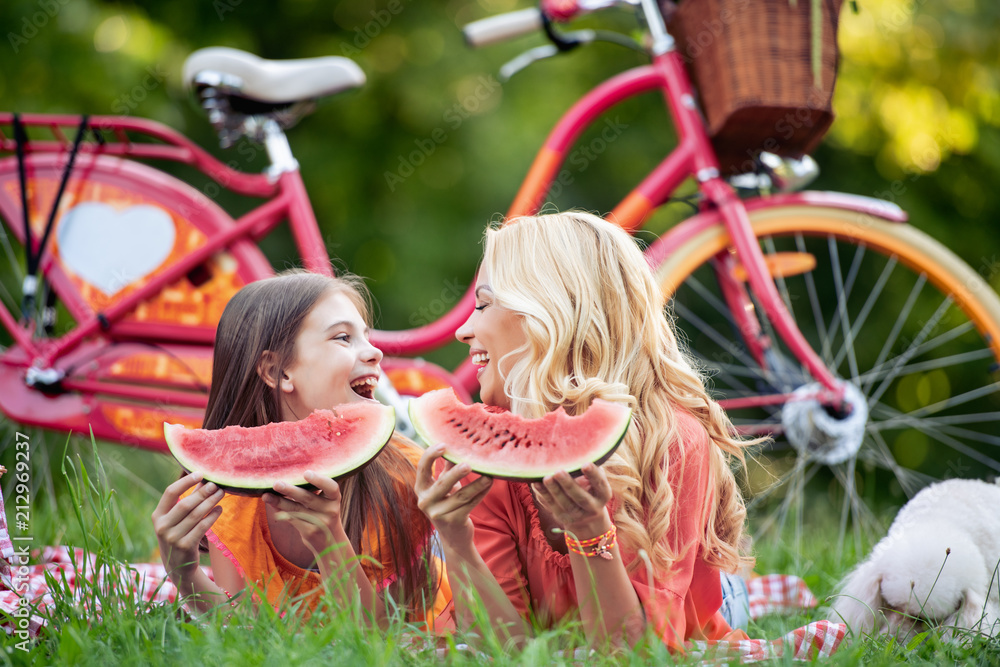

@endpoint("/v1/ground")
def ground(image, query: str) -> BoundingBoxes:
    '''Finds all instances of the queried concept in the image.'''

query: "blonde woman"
[415,211,752,649]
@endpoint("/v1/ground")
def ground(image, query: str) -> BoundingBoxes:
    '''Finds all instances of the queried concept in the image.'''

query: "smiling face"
[274,289,383,420]
[455,268,527,409]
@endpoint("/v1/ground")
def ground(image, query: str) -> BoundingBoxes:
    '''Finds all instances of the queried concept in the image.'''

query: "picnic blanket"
[0,467,845,661]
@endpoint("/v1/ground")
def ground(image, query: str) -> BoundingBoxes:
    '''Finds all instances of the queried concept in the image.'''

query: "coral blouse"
[204,436,451,627]
[469,409,748,649]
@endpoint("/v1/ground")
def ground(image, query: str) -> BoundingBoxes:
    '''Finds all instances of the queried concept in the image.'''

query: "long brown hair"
[203,269,439,614]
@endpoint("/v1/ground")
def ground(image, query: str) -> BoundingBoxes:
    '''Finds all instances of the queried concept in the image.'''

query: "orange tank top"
[198,435,452,627]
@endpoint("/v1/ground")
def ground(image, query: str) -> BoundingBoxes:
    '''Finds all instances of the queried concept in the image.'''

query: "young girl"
[152,270,448,626]
[415,211,752,649]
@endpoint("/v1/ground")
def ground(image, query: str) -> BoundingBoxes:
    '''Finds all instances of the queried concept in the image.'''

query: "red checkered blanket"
[688,620,847,664]
[0,468,845,661]
[748,573,819,617]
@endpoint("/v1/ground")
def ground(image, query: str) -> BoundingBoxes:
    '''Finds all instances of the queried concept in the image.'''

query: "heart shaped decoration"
[57,202,176,295]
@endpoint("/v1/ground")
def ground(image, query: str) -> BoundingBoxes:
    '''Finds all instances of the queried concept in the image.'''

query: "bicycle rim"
[654,204,1000,560]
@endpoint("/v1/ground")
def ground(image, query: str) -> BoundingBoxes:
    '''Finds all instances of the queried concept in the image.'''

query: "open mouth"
[472,352,490,367]
[350,376,377,400]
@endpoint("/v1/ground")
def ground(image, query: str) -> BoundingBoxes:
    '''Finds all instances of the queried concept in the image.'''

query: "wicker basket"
[666,0,844,175]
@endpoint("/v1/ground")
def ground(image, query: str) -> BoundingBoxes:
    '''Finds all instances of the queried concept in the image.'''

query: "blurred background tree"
[0,0,997,372]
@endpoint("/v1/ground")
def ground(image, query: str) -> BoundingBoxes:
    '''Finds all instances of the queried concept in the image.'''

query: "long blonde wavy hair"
[483,211,753,575]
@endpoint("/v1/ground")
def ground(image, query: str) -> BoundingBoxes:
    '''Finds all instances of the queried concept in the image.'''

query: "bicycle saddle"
[182,47,365,105]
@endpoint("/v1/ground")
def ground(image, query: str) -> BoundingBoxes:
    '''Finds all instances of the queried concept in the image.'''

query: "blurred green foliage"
[0,0,998,375]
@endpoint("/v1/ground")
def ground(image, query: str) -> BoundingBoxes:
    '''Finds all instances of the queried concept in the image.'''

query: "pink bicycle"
[2,0,999,543]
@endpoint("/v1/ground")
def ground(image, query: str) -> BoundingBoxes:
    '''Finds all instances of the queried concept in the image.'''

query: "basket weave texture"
[668,0,844,175]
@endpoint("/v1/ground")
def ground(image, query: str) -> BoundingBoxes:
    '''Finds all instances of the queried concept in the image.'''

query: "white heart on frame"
[57,202,177,295]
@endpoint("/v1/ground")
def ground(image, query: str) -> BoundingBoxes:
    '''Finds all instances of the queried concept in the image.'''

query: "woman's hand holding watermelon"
[531,462,613,539]
[415,444,528,641]
[415,444,494,547]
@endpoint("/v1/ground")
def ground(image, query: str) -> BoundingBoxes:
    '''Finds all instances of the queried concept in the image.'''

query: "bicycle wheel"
[652,202,1000,556]
[0,153,273,450]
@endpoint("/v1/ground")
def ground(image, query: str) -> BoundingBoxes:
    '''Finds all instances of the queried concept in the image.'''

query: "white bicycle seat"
[182,47,365,104]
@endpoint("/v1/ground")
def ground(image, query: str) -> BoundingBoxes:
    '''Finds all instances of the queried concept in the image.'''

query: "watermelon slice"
[164,402,396,493]
[408,389,631,481]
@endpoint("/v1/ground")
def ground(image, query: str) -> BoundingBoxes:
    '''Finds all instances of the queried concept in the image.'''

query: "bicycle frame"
[0,35,899,449]
[497,45,885,410]
[0,113,477,447]
[0,113,472,358]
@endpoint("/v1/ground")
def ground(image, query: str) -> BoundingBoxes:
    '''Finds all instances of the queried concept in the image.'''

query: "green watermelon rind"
[408,392,631,482]
[164,404,396,493]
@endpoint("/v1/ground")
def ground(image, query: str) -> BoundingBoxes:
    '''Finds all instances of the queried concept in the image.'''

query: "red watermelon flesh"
[408,389,631,481]
[164,402,395,493]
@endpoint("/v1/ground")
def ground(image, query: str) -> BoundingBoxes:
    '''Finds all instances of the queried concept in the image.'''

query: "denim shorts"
[719,571,750,631]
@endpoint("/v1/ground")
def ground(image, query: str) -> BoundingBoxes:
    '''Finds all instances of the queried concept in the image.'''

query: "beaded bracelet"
[565,524,617,560]
[221,588,238,608]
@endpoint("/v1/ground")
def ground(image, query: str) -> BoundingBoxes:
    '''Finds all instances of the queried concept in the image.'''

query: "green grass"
[1,425,999,666]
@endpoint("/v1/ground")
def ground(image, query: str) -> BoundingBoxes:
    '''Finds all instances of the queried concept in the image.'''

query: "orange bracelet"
[565,524,617,560]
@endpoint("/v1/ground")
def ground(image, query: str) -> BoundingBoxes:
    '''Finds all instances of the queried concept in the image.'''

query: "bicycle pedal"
[730,252,816,282]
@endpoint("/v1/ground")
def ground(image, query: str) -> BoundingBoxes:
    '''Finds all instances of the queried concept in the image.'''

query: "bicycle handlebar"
[463,8,544,48]
[463,0,637,49]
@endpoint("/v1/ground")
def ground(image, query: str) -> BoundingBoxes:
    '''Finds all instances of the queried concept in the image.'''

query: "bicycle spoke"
[855,347,993,387]
[863,272,926,395]
[828,236,861,381]
[746,458,807,510]
[869,403,1000,472]
[793,458,804,570]
[748,293,790,392]
[797,233,834,366]
[0,279,20,321]
[892,379,1000,422]
[677,273,788,398]
[685,274,739,328]
[867,296,953,406]
[673,301,770,382]
[753,459,819,563]
[858,321,978,386]
[843,241,866,306]
[914,422,1000,449]
[822,239,865,348]
[0,221,23,283]
[830,458,884,558]
[899,320,975,359]
[869,410,1000,428]
[866,429,935,497]
[751,462,801,535]
[835,455,857,560]
[708,361,770,380]
[691,354,755,395]
[730,415,783,428]
[832,254,897,373]
[762,235,796,317]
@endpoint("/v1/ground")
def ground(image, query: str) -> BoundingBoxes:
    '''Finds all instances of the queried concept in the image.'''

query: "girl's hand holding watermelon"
[152,471,229,611]
[153,271,447,625]
[264,471,348,557]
